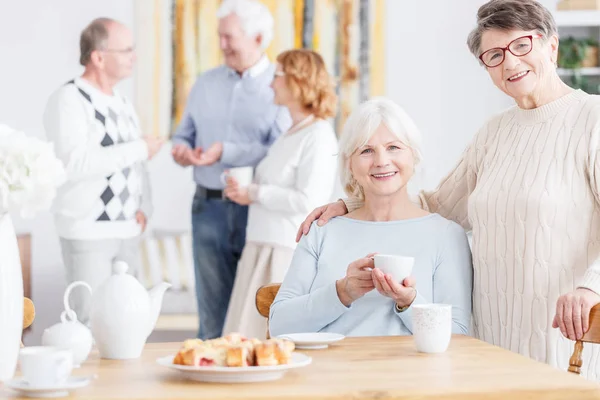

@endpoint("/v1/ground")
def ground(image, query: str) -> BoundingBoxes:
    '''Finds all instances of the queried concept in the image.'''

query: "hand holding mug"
[223,174,251,205]
[372,268,417,308]
[336,254,376,307]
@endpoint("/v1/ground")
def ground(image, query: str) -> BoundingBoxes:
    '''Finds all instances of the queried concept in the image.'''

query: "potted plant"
[558,36,599,91]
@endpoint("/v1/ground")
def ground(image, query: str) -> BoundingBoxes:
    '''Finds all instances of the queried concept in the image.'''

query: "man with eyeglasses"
[43,18,164,325]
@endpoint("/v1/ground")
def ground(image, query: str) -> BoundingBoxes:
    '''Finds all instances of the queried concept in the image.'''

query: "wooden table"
[2,335,600,399]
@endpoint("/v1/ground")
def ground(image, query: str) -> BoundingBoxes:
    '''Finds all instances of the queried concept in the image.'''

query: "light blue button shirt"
[172,56,291,189]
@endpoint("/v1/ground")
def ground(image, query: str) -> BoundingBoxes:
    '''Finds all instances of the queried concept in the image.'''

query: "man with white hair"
[171,0,291,339]
[43,18,164,324]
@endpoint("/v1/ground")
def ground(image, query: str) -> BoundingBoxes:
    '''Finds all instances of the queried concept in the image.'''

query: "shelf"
[555,10,600,27]
[557,67,600,75]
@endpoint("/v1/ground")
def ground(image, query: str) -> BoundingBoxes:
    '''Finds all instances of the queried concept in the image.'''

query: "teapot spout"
[146,282,171,339]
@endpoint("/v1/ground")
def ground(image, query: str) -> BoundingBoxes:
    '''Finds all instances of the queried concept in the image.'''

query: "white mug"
[412,304,452,353]
[19,346,73,387]
[220,167,254,187]
[373,254,414,283]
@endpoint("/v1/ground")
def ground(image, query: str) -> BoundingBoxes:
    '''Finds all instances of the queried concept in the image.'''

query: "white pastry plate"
[156,352,312,383]
[276,332,345,349]
[4,376,94,398]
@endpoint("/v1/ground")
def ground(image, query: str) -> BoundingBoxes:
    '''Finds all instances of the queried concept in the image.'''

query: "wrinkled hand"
[171,144,203,166]
[336,254,376,306]
[135,210,147,233]
[223,175,251,205]
[552,288,600,340]
[372,268,417,309]
[193,142,223,166]
[296,200,348,242]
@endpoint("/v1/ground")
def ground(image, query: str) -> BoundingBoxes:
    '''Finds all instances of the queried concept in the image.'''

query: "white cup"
[373,254,414,283]
[412,304,452,353]
[221,167,254,187]
[19,346,73,387]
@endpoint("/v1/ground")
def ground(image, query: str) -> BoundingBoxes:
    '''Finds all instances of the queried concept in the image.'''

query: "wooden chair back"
[255,283,281,339]
[569,304,600,374]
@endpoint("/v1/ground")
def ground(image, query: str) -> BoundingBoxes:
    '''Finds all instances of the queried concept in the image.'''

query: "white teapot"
[69,261,171,360]
[42,283,93,367]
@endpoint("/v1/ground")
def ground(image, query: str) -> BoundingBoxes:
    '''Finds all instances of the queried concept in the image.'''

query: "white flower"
[0,124,66,218]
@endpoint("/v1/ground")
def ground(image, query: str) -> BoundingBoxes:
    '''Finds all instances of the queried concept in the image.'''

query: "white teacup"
[412,304,452,353]
[19,346,73,387]
[373,254,414,283]
[221,167,254,187]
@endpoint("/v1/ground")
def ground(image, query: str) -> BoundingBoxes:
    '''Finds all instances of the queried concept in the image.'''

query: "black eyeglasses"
[478,35,543,68]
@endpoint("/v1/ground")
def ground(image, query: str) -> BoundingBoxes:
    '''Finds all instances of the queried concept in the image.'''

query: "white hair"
[338,97,423,200]
[216,0,274,50]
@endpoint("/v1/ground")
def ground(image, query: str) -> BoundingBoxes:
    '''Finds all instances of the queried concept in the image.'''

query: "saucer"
[5,376,94,398]
[276,332,345,349]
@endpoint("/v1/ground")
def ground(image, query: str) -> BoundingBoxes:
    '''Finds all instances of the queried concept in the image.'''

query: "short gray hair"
[467,0,557,59]
[80,18,115,66]
[338,97,423,200]
[216,0,274,50]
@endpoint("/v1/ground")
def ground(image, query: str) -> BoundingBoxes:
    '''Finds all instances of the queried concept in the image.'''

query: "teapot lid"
[94,260,149,309]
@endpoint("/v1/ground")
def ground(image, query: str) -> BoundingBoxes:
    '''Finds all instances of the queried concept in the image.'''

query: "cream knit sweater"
[346,90,600,379]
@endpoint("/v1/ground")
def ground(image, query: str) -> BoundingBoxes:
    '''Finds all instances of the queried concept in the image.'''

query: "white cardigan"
[246,119,338,249]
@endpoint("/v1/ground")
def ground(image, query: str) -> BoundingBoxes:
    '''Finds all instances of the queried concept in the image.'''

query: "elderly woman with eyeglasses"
[296,0,600,379]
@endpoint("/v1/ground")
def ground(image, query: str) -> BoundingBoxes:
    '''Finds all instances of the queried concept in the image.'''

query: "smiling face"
[349,124,415,200]
[218,13,262,73]
[480,29,559,103]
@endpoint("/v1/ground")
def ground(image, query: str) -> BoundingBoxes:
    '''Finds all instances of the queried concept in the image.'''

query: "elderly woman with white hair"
[268,98,473,337]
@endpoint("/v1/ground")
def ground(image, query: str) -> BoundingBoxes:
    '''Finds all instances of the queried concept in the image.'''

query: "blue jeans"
[191,193,248,340]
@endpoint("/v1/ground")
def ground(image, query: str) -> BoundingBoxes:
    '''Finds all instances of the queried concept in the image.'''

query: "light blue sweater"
[269,214,473,337]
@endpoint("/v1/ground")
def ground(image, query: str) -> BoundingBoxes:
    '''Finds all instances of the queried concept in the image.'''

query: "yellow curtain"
[339,0,359,130]
[133,0,173,138]
[370,0,385,97]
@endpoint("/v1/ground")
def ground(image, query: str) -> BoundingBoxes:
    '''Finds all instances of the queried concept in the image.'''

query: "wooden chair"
[255,283,281,339]
[22,297,35,346]
[569,304,600,374]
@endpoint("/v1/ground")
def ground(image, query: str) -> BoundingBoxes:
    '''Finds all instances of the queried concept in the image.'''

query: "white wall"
[0,0,136,344]
[1,0,550,344]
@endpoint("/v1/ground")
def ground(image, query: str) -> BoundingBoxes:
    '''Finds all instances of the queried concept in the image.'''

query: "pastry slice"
[193,346,228,367]
[255,342,278,366]
[173,351,184,365]
[240,338,262,366]
[226,345,250,367]
[175,347,198,366]
[267,338,294,364]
